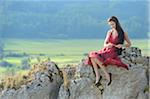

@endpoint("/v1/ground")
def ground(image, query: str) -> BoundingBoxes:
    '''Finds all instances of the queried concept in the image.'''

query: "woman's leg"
[91,57,110,82]
[90,57,100,84]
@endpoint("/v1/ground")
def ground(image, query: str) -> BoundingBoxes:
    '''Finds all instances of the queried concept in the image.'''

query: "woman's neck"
[111,28,118,36]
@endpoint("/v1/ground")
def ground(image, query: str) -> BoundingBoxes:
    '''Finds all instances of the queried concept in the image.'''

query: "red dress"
[85,31,128,69]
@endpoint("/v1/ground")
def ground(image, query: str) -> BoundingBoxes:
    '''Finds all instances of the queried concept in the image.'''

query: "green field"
[0,38,149,75]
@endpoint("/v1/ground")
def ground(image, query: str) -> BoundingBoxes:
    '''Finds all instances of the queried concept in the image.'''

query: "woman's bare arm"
[124,32,131,47]
[103,31,110,47]
[104,30,114,48]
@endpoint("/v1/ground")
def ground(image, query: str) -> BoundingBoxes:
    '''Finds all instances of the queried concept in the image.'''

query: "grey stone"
[0,61,63,99]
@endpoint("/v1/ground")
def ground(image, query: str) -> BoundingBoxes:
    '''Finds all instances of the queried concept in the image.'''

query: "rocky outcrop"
[58,47,149,99]
[0,61,63,99]
[0,47,149,99]
[58,63,102,99]
[102,47,149,99]
[102,66,148,99]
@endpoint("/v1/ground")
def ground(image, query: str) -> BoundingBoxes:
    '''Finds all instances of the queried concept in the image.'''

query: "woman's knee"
[93,58,103,65]
[90,57,96,63]
[91,57,97,61]
[90,57,96,61]
[91,58,99,64]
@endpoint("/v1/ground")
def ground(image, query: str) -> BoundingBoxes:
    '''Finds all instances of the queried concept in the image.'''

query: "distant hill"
[0,0,149,39]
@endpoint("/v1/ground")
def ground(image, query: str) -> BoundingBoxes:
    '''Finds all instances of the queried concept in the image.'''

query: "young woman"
[85,16,131,86]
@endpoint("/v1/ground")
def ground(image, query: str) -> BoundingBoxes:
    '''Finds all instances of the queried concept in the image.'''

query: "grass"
[3,38,105,66]
[4,39,104,55]
[0,38,149,76]
[4,57,22,66]
[130,39,149,56]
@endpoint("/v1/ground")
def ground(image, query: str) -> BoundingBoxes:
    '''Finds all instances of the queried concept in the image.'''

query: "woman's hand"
[105,43,114,48]
[115,44,123,49]
[115,43,131,49]
[125,43,131,47]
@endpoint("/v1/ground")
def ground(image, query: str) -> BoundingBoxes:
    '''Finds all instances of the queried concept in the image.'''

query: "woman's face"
[108,21,116,29]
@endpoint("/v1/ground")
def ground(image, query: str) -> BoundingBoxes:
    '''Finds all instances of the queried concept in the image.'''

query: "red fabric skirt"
[85,47,128,69]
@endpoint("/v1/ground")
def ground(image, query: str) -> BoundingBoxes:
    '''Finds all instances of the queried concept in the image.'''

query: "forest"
[0,0,149,39]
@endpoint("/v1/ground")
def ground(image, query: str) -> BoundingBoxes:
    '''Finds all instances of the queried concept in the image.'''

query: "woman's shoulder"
[107,29,113,36]
[107,29,113,33]
[108,29,113,32]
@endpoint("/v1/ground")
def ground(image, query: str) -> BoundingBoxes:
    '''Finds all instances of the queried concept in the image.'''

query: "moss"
[144,85,149,93]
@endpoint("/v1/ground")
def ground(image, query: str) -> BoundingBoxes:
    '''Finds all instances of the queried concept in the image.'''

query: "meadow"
[0,38,149,76]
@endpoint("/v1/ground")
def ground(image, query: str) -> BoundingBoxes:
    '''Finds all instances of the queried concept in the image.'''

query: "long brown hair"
[107,16,124,44]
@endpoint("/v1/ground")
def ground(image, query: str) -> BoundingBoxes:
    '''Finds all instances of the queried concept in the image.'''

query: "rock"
[58,47,149,99]
[62,65,76,80]
[102,66,148,99]
[137,92,148,99]
[0,61,63,99]
[120,47,149,67]
[58,64,102,99]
